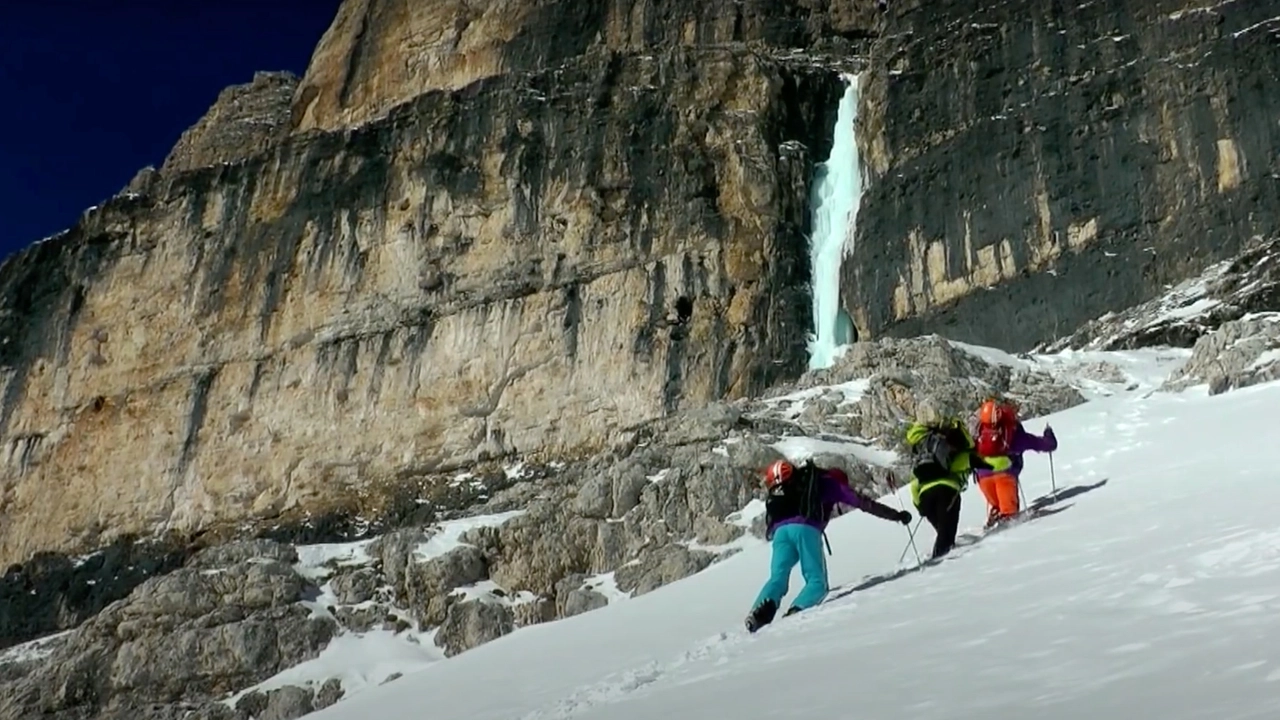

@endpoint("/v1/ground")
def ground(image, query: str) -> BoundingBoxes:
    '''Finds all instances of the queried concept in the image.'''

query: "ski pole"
[1049,452,1058,500]
[887,472,923,565]
[898,517,923,565]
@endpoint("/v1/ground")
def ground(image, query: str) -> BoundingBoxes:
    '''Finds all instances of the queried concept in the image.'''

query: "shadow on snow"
[823,478,1110,603]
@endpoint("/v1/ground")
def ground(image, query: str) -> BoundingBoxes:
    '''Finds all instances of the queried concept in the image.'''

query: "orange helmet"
[763,460,794,489]
[978,398,1015,426]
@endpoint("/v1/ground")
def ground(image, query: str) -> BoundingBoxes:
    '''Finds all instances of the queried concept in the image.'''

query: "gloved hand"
[1043,425,1058,451]
[896,509,912,525]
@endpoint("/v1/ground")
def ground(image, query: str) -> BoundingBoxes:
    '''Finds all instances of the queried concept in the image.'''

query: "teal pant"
[753,522,829,612]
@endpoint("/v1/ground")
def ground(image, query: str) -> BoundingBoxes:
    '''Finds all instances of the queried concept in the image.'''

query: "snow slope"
[305,354,1280,720]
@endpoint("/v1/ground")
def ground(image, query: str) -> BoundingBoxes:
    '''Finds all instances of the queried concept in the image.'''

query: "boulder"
[316,678,345,710]
[614,546,717,597]
[435,600,516,657]
[1163,314,1280,395]
[561,588,609,618]
[330,566,380,605]
[406,545,489,626]
[485,506,597,598]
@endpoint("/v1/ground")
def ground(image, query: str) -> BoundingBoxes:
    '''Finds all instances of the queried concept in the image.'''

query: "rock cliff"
[0,3,853,578]
[289,0,874,133]
[847,0,1280,351]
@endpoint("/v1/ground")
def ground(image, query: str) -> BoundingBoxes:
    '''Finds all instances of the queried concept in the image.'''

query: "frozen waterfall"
[806,74,863,371]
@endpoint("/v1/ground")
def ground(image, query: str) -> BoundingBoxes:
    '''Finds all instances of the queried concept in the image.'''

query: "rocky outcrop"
[322,401,786,650]
[847,1,1280,351]
[742,335,1086,459]
[1163,313,1280,394]
[0,535,191,650]
[0,541,335,720]
[162,71,300,175]
[0,45,843,572]
[1042,235,1280,352]
[119,71,298,199]
[234,681,345,720]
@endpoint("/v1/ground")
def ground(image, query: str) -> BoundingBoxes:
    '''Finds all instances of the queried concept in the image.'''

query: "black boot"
[984,506,1001,529]
[745,599,778,633]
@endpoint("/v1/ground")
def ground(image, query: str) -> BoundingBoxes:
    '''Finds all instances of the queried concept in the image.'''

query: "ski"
[958,504,1051,544]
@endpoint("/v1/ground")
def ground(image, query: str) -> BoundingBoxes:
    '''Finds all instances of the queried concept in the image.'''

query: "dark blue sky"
[0,2,343,261]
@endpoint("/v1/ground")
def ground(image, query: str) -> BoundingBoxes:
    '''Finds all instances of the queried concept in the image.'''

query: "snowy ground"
[296,348,1280,720]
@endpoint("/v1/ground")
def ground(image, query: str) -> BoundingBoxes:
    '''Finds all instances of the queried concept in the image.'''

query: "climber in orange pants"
[970,398,1058,527]
[977,472,1021,520]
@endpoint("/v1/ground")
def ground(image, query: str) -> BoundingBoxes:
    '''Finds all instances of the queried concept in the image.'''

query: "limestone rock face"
[162,71,300,174]
[290,0,854,133]
[846,0,1280,351]
[0,46,842,573]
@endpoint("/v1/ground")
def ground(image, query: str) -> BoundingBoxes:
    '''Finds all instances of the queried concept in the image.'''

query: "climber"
[904,416,1002,560]
[970,398,1058,527]
[745,458,911,633]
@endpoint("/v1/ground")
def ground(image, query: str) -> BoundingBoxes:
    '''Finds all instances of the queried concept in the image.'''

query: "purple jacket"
[767,470,901,537]
[974,422,1057,479]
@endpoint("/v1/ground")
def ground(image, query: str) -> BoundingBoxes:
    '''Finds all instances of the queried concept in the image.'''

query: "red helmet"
[763,460,794,489]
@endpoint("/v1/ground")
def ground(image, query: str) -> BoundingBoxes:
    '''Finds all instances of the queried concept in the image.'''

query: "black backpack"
[910,420,969,483]
[764,460,826,527]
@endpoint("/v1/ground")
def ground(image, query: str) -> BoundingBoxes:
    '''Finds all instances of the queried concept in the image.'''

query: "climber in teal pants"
[752,522,830,612]
[746,459,911,632]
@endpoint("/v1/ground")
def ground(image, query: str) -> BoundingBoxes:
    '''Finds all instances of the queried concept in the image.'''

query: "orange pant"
[978,473,1020,517]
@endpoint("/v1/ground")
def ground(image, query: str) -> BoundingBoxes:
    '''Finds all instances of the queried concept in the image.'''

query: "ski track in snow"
[298,350,1280,720]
